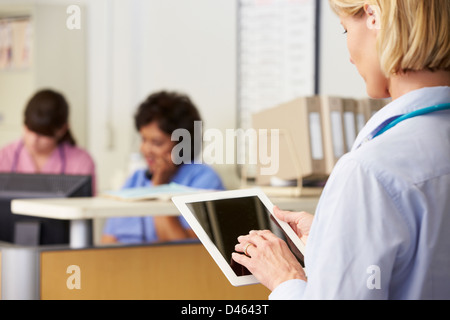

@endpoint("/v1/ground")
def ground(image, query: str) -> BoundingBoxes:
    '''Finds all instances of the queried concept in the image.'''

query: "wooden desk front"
[40,243,270,300]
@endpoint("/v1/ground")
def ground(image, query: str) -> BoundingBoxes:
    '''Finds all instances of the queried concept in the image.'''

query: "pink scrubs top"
[0,139,96,194]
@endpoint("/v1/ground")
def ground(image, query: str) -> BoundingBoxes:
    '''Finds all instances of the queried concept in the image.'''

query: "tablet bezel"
[172,188,306,287]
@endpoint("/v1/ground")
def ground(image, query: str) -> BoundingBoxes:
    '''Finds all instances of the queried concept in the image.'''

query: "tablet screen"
[186,195,304,277]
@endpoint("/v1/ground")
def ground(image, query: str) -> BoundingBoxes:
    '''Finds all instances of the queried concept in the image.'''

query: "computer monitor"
[0,173,93,246]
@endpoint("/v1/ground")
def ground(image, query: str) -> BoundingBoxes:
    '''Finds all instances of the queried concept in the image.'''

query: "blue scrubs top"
[103,163,225,244]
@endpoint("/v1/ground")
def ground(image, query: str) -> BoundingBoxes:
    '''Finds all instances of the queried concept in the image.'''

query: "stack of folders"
[251,96,390,196]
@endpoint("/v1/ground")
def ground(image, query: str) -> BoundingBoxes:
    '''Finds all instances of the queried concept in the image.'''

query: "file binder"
[356,98,391,132]
[342,98,358,152]
[320,96,346,174]
[356,98,370,133]
[249,96,391,192]
[251,96,327,186]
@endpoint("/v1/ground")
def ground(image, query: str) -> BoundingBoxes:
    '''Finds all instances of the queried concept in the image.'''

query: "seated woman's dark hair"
[24,89,76,146]
[134,91,202,161]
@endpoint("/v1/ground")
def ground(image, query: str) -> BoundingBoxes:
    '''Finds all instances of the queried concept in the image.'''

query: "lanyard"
[12,140,66,174]
[359,103,450,148]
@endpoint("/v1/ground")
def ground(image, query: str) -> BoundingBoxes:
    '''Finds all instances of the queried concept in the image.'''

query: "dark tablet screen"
[186,195,304,276]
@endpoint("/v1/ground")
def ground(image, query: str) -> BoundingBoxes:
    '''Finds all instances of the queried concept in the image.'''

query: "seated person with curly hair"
[102,91,224,244]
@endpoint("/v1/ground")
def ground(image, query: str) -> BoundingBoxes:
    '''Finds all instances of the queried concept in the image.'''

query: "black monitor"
[0,173,92,246]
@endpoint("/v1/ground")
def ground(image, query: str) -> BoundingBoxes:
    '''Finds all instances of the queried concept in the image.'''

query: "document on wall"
[0,17,32,70]
[238,0,318,131]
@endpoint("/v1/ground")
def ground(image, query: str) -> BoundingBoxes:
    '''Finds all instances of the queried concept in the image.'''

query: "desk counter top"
[11,195,320,220]
[11,197,178,220]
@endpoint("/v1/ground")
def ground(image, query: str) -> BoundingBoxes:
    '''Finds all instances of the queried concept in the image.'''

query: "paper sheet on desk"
[100,182,208,201]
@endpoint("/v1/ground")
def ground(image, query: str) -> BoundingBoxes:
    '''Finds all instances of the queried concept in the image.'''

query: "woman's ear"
[364,4,381,30]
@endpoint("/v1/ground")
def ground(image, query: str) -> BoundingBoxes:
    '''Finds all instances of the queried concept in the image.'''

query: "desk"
[11,195,320,248]
[1,242,271,300]
[11,197,181,248]
[41,242,271,299]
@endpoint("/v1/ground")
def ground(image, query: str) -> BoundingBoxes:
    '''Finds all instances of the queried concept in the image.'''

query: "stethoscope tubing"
[359,103,450,148]
[373,103,450,139]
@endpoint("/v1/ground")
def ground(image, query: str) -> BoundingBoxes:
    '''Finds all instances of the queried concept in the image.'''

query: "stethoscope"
[11,140,67,174]
[358,103,450,149]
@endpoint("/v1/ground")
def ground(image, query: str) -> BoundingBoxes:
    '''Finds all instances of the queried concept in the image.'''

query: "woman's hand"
[232,230,307,291]
[273,206,314,245]
[150,152,178,186]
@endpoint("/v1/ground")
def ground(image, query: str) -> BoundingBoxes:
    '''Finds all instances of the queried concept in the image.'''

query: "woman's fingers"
[232,229,307,291]
[273,206,314,244]
[273,206,292,222]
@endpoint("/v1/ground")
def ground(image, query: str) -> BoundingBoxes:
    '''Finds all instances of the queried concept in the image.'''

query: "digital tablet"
[172,188,306,286]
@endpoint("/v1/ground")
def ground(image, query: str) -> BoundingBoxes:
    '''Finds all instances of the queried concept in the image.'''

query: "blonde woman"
[233,0,450,299]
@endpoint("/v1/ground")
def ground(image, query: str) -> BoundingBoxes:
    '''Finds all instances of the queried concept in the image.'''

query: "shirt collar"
[352,86,450,151]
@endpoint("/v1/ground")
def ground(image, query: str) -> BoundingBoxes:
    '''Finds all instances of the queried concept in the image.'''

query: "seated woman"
[102,91,225,244]
[0,89,96,192]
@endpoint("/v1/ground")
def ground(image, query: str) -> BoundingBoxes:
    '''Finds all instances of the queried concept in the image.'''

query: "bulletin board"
[237,0,320,130]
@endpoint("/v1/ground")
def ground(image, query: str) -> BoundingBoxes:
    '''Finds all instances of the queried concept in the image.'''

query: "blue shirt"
[103,163,225,244]
[270,86,450,299]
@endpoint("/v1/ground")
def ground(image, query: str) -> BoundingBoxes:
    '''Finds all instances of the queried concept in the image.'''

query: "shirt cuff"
[269,279,307,300]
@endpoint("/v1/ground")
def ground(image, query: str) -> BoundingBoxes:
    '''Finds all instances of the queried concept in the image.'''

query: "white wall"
[87,0,238,192]
[319,1,367,98]
[0,0,370,244]
[0,0,368,192]
[34,3,87,147]
[0,0,87,149]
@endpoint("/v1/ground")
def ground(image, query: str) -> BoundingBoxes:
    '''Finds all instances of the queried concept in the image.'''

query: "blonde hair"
[329,0,450,76]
